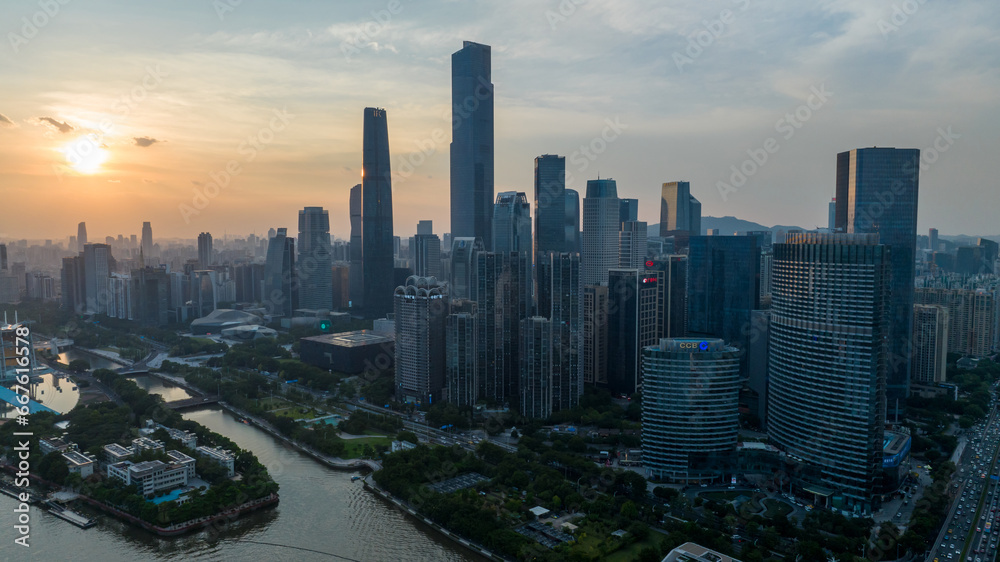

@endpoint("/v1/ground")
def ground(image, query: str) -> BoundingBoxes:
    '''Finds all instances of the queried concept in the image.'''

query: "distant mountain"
[650,216,808,237]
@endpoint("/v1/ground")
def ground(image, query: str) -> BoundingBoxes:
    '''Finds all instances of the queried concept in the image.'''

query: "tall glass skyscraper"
[475,251,530,407]
[643,338,741,482]
[77,222,87,253]
[197,232,213,269]
[534,155,566,261]
[659,181,701,237]
[298,206,333,310]
[349,183,363,309]
[565,188,580,252]
[835,147,919,420]
[450,41,494,249]
[362,107,395,319]
[264,227,298,318]
[493,191,532,300]
[548,252,582,412]
[581,179,620,286]
[141,221,153,262]
[767,232,890,514]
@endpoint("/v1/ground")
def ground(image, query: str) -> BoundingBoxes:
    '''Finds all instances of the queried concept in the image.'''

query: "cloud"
[107,179,121,183]
[142,179,157,184]
[0,113,14,128]
[36,117,74,133]
[133,136,161,147]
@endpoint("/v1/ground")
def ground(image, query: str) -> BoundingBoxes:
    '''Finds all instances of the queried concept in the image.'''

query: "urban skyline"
[1,2,996,241]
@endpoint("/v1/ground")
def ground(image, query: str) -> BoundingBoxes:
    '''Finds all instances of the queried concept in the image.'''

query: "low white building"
[165,428,198,449]
[132,437,165,454]
[196,446,236,477]
[103,443,134,464]
[107,460,189,496]
[166,450,197,480]
[61,450,96,478]
[39,437,73,456]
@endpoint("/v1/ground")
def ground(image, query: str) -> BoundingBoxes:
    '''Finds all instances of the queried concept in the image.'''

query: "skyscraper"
[928,228,938,252]
[394,276,448,404]
[349,183,363,309]
[141,222,153,262]
[767,232,890,514]
[475,251,530,406]
[619,198,638,224]
[606,268,661,395]
[565,188,580,252]
[413,234,442,278]
[912,304,949,384]
[450,237,483,300]
[583,285,608,385]
[77,222,88,252]
[534,155,566,262]
[581,178,621,286]
[835,147,919,420]
[520,317,553,419]
[197,232,213,269]
[82,243,113,314]
[417,220,433,236]
[298,206,333,310]
[493,191,532,301]
[362,107,395,319]
[828,198,836,230]
[446,303,477,406]
[643,338,741,482]
[659,181,701,237]
[647,256,688,339]
[548,252,582,412]
[264,228,298,317]
[619,220,648,269]
[450,41,494,249]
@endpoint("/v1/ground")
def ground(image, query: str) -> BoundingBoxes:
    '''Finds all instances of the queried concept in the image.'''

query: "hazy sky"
[1,0,997,242]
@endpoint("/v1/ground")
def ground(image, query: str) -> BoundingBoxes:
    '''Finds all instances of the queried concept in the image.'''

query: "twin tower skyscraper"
[352,41,494,318]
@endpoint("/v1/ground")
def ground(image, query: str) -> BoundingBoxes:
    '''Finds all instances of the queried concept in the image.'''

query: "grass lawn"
[604,535,663,562]
[762,498,793,518]
[271,405,322,419]
[342,436,393,458]
[258,396,292,410]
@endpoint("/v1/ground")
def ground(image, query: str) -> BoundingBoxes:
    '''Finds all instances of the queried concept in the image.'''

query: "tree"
[638,546,660,562]
[68,359,91,372]
[620,500,639,520]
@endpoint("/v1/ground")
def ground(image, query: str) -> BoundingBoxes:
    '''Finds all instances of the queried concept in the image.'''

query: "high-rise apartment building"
[520,317,553,419]
[349,183,363,309]
[619,220,648,269]
[548,252,582,412]
[912,304,949,384]
[413,234,442,279]
[475,251,530,406]
[197,232,213,269]
[394,276,448,404]
[450,237,483,301]
[583,285,608,385]
[446,303,477,406]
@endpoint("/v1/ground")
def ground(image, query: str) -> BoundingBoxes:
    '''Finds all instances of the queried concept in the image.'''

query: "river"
[0,376,476,561]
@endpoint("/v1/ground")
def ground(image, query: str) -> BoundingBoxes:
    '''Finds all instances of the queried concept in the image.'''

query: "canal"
[0,377,476,561]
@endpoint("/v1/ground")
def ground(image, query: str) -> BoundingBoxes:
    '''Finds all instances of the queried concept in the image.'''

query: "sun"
[61,135,108,174]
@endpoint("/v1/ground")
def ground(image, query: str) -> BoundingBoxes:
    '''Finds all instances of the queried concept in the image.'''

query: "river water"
[0,376,475,561]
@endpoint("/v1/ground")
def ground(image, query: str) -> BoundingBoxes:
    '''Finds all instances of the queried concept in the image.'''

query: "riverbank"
[363,477,507,562]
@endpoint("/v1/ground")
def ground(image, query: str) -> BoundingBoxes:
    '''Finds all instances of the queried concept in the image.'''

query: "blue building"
[450,41,494,249]
[362,107,395,319]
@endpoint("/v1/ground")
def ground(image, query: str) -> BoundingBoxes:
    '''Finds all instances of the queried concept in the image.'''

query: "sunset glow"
[61,135,108,175]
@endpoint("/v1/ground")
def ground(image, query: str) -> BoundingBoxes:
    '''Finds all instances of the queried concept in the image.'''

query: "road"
[928,382,1000,562]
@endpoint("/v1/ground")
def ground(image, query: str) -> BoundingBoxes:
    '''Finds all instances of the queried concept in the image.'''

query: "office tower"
[956,239,999,276]
[768,232,890,514]
[234,263,265,303]
[450,237,483,300]
[915,287,996,358]
[68,235,76,253]
[106,273,132,320]
[417,220,433,236]
[331,265,350,309]
[394,276,448,404]
[413,234,442,278]
[687,234,765,360]
[566,188,580,253]
[643,338,740,482]
[493,191,532,300]
[82,243,113,314]
[534,155,566,262]
[659,181,701,237]
[619,221,648,269]
[446,303,477,406]
[263,228,298,317]
[619,198,638,224]
[349,183,363,309]
[606,269,661,395]
[520,317,553,419]
[492,192,532,254]
[647,256,688,339]
[475,251,530,406]
[25,273,54,301]
[583,285,609,385]
[548,252,582,411]
[581,178,621,286]
[141,222,153,261]
[913,304,949,384]
[450,41,494,248]
[197,232,213,269]
[78,222,87,252]
[61,256,85,312]
[132,267,171,326]
[745,309,771,427]
[190,270,219,318]
[835,147,919,419]
[928,228,938,252]
[828,198,837,231]
[298,207,334,310]
[267,227,277,239]
[362,107,395,319]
